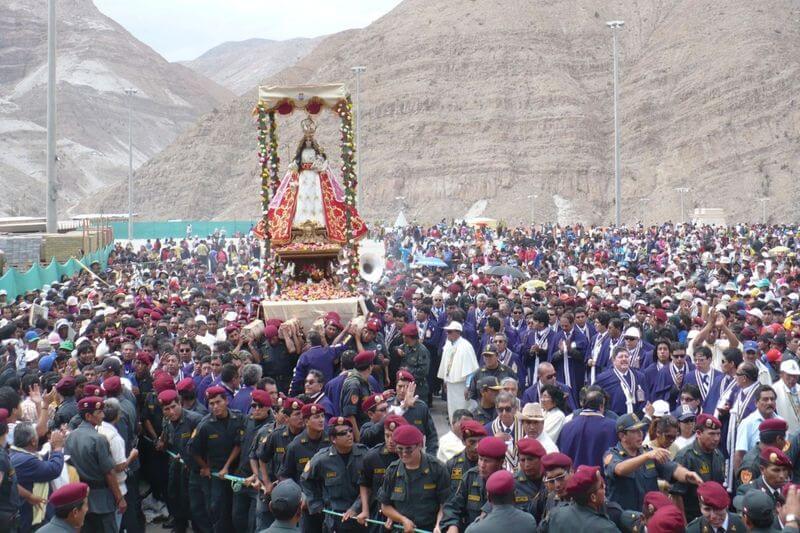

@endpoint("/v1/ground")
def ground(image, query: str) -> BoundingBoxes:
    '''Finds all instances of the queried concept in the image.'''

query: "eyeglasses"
[250,402,267,409]
[396,445,417,455]
[494,339,506,344]
[543,472,567,484]
[673,353,686,358]
[736,372,747,377]
[496,406,514,413]
[624,336,637,341]
[334,428,353,437]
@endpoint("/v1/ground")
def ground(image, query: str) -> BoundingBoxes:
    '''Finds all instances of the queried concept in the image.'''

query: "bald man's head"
[538,363,556,384]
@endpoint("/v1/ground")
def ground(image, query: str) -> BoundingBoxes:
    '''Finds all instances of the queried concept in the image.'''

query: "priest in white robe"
[438,321,479,420]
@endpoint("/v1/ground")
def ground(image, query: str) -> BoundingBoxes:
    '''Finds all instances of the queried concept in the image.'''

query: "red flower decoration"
[276,100,294,115]
[305,98,323,115]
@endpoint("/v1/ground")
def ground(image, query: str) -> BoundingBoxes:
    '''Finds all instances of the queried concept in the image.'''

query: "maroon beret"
[383,415,408,431]
[78,396,105,413]
[153,374,176,394]
[49,482,89,508]
[643,491,674,514]
[251,389,272,408]
[136,352,154,365]
[224,324,240,334]
[696,413,722,431]
[392,424,423,446]
[0,408,8,424]
[476,436,506,459]
[759,418,788,433]
[55,376,76,394]
[485,469,515,496]
[176,377,195,393]
[328,416,353,429]
[646,505,685,533]
[103,376,121,395]
[760,446,792,468]
[541,452,573,472]
[366,318,381,332]
[361,393,385,413]
[205,386,227,400]
[301,403,325,418]
[264,325,279,339]
[353,350,376,368]
[565,465,600,498]
[150,311,163,320]
[82,383,104,397]
[266,318,283,328]
[401,323,418,337]
[460,419,488,439]
[396,369,415,383]
[697,481,730,510]
[282,398,304,412]
[124,327,141,338]
[158,389,179,405]
[517,438,546,458]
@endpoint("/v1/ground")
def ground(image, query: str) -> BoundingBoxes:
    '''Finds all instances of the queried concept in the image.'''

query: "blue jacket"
[10,448,64,531]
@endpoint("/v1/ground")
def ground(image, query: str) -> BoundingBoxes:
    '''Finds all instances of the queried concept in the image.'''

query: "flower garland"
[335,96,360,290]
[255,103,283,294]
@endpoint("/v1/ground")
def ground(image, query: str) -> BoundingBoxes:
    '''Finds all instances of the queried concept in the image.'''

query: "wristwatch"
[786,513,798,525]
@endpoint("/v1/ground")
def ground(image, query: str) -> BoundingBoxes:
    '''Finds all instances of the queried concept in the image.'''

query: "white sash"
[560,330,574,388]
[695,370,711,402]
[615,368,636,414]
[715,375,737,412]
[669,363,685,388]
[589,332,607,384]
[628,341,643,369]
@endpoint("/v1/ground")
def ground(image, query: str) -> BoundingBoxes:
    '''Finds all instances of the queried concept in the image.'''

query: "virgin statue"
[267,117,367,245]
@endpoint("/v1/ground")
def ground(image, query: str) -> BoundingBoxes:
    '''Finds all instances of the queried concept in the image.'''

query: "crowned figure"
[267,117,367,245]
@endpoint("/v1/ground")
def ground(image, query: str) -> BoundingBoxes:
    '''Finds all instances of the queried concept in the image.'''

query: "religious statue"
[267,117,367,245]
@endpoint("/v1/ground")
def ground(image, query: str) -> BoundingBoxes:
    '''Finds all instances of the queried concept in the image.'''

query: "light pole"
[351,66,366,208]
[759,197,769,224]
[125,88,137,241]
[527,194,538,223]
[674,187,690,223]
[45,0,57,233]
[607,20,624,227]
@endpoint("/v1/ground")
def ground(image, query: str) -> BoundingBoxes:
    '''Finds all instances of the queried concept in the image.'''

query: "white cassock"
[774,379,800,435]
[438,336,479,420]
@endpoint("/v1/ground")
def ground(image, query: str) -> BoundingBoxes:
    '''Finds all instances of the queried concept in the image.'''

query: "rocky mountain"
[182,37,322,95]
[0,0,234,217]
[82,0,800,225]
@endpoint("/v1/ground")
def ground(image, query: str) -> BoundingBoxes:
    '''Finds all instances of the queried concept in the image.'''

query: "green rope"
[322,509,432,533]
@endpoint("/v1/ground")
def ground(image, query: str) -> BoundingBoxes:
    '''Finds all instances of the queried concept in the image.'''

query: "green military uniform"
[279,429,330,482]
[685,512,747,532]
[734,478,783,530]
[512,469,546,522]
[378,453,450,531]
[537,495,568,533]
[603,443,678,512]
[543,502,619,533]
[250,423,278,530]
[257,425,303,484]
[389,399,439,455]
[464,504,537,532]
[51,396,78,429]
[359,420,385,449]
[232,416,271,531]
[735,444,763,491]
[440,466,489,531]
[670,440,725,522]
[64,420,119,532]
[446,450,477,493]
[260,519,299,532]
[189,409,246,533]
[341,372,373,427]
[33,517,75,533]
[162,408,208,533]
[359,443,398,530]
[301,443,369,532]
[400,342,431,400]
[618,509,645,533]
[467,364,515,400]
[470,404,496,426]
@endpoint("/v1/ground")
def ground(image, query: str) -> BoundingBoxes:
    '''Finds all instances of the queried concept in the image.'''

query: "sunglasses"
[624,337,637,341]
[334,428,354,437]
[396,445,417,455]
[673,353,686,358]
[543,472,567,484]
[250,402,267,409]
[497,406,514,413]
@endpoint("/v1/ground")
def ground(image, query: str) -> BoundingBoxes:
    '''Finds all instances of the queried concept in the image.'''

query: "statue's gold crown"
[301,117,317,139]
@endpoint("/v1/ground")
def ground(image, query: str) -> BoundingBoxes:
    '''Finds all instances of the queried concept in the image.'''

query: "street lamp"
[607,20,624,226]
[527,194,538,223]
[674,187,690,223]
[758,197,769,224]
[45,0,57,233]
[124,88,138,241]
[351,66,367,209]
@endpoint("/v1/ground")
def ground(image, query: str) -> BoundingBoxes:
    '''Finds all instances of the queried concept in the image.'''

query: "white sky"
[94,0,403,62]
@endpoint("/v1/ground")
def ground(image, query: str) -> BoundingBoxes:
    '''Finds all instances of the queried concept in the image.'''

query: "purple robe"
[556,410,618,468]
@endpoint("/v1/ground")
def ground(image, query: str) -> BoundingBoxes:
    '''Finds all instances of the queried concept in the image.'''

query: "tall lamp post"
[124,88,137,241]
[759,197,769,224]
[46,0,57,233]
[351,66,366,209]
[527,194,538,223]
[607,20,624,226]
[674,187,690,223]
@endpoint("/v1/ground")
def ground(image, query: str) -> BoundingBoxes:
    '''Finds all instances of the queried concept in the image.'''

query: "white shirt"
[736,411,783,453]
[775,379,800,435]
[97,421,128,495]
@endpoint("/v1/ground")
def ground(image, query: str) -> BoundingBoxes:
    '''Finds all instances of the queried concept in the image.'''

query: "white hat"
[679,291,693,302]
[746,308,763,320]
[623,327,641,339]
[618,299,632,311]
[195,315,207,324]
[66,296,79,306]
[781,360,800,376]
[224,311,238,322]
[24,350,40,363]
[651,400,671,418]
[443,321,463,332]
[104,307,117,316]
[0,290,6,296]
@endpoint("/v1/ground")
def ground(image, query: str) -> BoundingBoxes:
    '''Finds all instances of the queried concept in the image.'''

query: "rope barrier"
[322,509,432,533]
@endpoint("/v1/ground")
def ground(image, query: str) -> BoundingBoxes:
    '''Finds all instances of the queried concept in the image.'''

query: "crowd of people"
[3,221,800,532]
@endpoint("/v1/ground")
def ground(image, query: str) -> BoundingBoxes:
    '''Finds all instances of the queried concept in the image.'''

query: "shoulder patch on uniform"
[604,453,613,466]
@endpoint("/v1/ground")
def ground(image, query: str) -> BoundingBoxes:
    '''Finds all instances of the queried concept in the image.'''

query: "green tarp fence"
[110,220,257,240]
[0,244,114,301]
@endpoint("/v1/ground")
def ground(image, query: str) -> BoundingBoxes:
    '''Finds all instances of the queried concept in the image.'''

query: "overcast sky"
[94,0,403,62]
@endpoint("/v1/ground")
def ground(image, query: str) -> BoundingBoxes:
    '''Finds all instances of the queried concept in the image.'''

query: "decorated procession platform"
[261,296,367,332]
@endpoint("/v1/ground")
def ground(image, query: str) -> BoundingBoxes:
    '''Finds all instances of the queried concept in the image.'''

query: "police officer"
[513,438,547,521]
[262,479,303,532]
[37,482,90,533]
[670,413,726,522]
[378,424,449,533]
[255,398,305,530]
[738,418,787,490]
[603,413,703,512]
[190,385,246,533]
[233,389,273,532]
[545,465,618,533]
[64,396,126,532]
[302,416,368,532]
[358,414,404,531]
[177,376,208,415]
[537,452,572,531]
[440,436,507,532]
[470,377,502,425]
[617,491,673,533]
[52,376,78,429]
[685,481,747,533]
[358,393,390,448]
[388,370,439,454]
[158,389,210,533]
[735,445,791,510]
[398,323,431,401]
[446,420,485,492]
[341,351,377,438]
[739,490,778,533]
[280,402,330,532]
[467,349,516,401]
[465,470,537,532]
[142,374,174,504]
